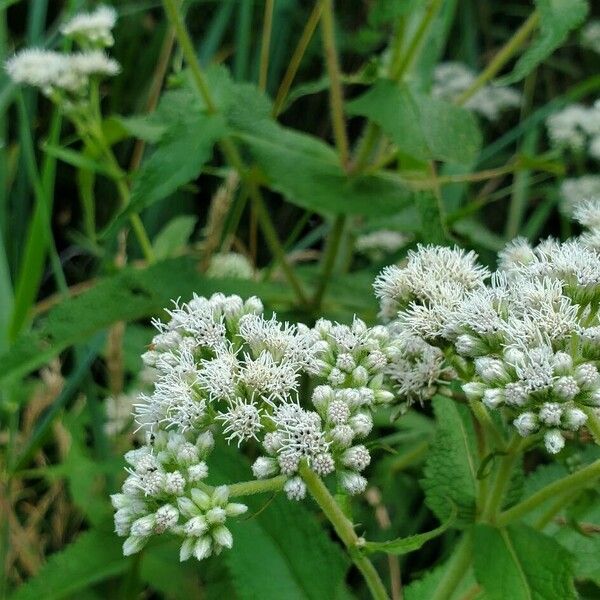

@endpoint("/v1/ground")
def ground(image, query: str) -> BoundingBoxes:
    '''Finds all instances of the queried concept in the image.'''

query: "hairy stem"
[497,458,600,527]
[320,0,350,168]
[228,475,287,497]
[299,464,390,600]
[430,532,473,600]
[583,407,600,444]
[455,10,540,105]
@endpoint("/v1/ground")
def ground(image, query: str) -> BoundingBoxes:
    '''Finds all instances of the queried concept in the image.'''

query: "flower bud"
[513,412,538,437]
[544,429,565,454]
[252,456,278,479]
[462,382,486,400]
[483,388,505,409]
[563,407,587,431]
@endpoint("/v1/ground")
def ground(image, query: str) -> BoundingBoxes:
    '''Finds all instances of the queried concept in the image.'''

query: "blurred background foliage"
[1,0,599,598]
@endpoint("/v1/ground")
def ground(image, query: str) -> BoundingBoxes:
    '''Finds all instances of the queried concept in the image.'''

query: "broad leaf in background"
[153,215,198,259]
[11,528,129,600]
[421,396,479,526]
[473,524,576,600]
[127,87,226,213]
[347,80,482,164]
[210,446,350,600]
[499,0,589,84]
[416,192,450,244]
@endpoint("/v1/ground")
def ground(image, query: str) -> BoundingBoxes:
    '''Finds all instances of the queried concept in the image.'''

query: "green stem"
[228,475,287,497]
[161,0,308,306]
[468,400,506,451]
[162,0,217,113]
[583,407,600,444]
[273,2,323,116]
[430,532,473,600]
[533,488,582,530]
[455,11,540,106]
[320,0,350,168]
[312,214,345,309]
[389,0,443,81]
[497,458,600,527]
[258,0,274,91]
[299,464,390,600]
[480,436,524,522]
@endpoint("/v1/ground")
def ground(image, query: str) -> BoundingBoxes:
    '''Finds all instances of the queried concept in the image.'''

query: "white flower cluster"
[432,62,521,121]
[60,5,117,48]
[573,198,600,250]
[375,241,600,453]
[546,102,600,159]
[112,428,247,561]
[252,317,397,497]
[581,20,600,54]
[560,176,600,214]
[115,292,400,558]
[355,230,408,262]
[5,7,119,105]
[206,252,254,280]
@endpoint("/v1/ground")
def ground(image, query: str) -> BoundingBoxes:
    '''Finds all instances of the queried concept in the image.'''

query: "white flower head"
[61,5,118,47]
[216,397,263,446]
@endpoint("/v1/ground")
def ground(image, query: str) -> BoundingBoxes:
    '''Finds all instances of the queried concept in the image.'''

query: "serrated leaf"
[499,0,589,84]
[363,503,456,555]
[11,528,129,600]
[347,79,482,164]
[421,396,479,526]
[552,499,600,585]
[473,524,576,600]
[209,445,349,600]
[0,257,292,390]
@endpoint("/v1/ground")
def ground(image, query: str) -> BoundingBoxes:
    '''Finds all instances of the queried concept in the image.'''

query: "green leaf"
[0,257,292,390]
[237,127,413,216]
[473,524,576,600]
[347,79,482,164]
[363,503,456,555]
[404,561,477,600]
[552,498,600,585]
[153,215,197,259]
[210,446,349,600]
[11,528,129,600]
[416,192,450,244]
[499,0,589,84]
[421,396,479,526]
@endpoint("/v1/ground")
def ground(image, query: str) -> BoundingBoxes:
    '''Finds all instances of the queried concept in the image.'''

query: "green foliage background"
[1,1,599,599]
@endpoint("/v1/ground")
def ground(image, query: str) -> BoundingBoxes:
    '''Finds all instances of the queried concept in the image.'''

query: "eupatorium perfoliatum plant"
[112,200,600,600]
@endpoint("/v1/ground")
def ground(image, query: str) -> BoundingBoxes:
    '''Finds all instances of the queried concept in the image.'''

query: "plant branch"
[161,0,309,306]
[583,407,600,444]
[497,458,600,527]
[312,214,345,309]
[320,0,350,168]
[430,532,473,600]
[228,475,287,497]
[273,2,323,116]
[299,463,390,600]
[259,0,275,91]
[455,11,540,106]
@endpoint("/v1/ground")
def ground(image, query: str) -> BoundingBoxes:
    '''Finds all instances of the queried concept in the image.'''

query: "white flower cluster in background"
[206,252,254,280]
[581,20,600,54]
[432,62,521,121]
[560,176,600,214]
[61,5,117,48]
[355,230,409,262]
[573,198,600,250]
[546,102,600,159]
[114,292,400,559]
[5,6,119,107]
[375,240,600,454]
